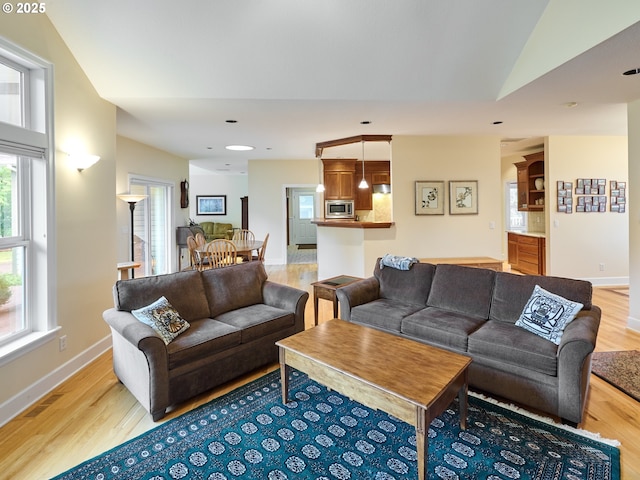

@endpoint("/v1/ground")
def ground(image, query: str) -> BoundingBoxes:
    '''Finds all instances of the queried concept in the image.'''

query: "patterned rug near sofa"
[591,350,640,402]
[51,370,620,480]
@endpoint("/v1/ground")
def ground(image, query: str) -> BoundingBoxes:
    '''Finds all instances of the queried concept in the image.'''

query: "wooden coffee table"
[276,319,472,480]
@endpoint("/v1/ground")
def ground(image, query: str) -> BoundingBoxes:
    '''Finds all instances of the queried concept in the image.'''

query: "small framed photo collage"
[556,179,626,214]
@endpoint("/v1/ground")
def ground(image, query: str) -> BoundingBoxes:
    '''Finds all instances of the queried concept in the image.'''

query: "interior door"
[292,190,317,245]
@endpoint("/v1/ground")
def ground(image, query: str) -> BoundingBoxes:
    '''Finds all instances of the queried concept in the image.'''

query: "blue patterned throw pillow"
[131,296,190,345]
[515,285,583,345]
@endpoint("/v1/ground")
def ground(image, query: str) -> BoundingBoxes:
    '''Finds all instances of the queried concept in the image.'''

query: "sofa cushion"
[113,270,210,322]
[401,307,485,351]
[373,260,435,306]
[427,264,496,319]
[351,299,425,333]
[202,261,268,317]
[515,285,583,345]
[489,271,592,324]
[167,318,241,369]
[131,296,190,345]
[468,320,558,376]
[216,304,295,343]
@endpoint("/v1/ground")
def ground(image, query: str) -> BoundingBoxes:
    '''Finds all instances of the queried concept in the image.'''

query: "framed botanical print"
[415,181,445,215]
[449,180,478,215]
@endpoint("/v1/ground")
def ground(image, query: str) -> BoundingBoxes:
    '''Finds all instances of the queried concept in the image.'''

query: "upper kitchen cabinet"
[514,151,545,211]
[354,160,391,210]
[323,159,356,200]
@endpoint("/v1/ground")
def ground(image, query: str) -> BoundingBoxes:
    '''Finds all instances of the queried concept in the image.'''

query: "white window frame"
[0,38,56,366]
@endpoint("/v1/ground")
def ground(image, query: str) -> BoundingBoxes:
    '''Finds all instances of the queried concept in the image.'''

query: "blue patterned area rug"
[51,370,620,480]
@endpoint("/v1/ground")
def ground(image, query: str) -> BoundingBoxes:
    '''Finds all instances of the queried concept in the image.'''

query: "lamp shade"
[117,193,148,203]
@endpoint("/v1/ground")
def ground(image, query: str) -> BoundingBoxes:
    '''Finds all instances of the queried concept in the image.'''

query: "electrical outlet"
[599,263,605,271]
[59,335,67,351]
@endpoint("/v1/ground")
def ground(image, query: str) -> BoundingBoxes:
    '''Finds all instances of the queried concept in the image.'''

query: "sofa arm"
[262,281,309,330]
[103,308,170,419]
[335,277,380,321]
[556,306,601,424]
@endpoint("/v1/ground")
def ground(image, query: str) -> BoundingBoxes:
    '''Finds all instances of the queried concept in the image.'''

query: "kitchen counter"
[312,218,394,229]
[507,230,545,238]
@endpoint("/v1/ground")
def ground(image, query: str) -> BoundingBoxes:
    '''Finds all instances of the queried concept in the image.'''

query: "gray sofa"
[103,261,308,420]
[336,261,601,426]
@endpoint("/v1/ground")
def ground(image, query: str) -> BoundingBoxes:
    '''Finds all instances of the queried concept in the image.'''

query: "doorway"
[287,187,317,264]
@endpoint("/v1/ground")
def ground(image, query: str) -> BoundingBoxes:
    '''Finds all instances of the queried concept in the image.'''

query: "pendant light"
[358,141,368,189]
[316,152,325,192]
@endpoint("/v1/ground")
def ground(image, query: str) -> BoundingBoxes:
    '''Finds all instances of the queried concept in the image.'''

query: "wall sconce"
[69,153,101,172]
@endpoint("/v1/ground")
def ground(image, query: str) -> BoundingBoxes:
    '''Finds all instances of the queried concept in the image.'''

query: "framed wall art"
[449,180,478,215]
[415,181,445,215]
[196,195,227,215]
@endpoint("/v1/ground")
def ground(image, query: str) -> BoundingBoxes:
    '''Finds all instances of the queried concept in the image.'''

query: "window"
[130,178,173,277]
[506,182,527,231]
[0,40,54,362]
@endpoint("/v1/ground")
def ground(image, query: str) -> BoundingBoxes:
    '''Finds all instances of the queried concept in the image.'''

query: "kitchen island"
[312,218,395,279]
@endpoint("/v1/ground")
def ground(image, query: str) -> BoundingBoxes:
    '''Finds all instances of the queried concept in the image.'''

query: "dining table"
[194,239,263,266]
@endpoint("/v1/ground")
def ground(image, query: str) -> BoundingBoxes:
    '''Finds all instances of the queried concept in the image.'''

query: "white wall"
[188,170,248,228]
[628,101,640,330]
[0,13,117,421]
[116,136,190,271]
[546,136,628,283]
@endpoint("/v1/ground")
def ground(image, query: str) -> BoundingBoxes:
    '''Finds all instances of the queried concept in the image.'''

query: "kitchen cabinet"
[514,151,545,211]
[323,159,355,200]
[508,232,545,275]
[354,160,391,210]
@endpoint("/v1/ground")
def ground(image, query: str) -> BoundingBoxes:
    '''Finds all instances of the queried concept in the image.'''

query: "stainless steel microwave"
[325,200,354,218]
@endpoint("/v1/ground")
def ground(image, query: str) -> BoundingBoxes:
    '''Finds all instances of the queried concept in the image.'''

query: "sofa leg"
[152,410,166,421]
[561,418,578,428]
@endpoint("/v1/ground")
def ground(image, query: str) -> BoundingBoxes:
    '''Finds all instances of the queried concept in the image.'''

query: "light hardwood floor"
[1,264,639,479]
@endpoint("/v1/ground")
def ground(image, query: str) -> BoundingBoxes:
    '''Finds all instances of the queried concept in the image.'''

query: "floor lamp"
[117,193,148,278]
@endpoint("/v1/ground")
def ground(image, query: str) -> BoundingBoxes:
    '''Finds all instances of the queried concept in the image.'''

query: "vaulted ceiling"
[46,1,640,173]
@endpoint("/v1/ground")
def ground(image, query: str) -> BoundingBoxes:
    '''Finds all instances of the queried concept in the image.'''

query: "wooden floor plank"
[0,265,638,479]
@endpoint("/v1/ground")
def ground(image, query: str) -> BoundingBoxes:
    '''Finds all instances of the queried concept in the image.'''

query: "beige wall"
[116,136,189,269]
[0,14,117,415]
[248,160,318,265]
[546,136,628,283]
[628,101,640,330]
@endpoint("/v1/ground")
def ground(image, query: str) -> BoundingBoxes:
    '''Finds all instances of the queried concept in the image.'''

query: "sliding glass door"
[130,178,173,277]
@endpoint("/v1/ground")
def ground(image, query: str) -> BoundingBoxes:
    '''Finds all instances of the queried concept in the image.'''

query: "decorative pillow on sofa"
[515,285,583,345]
[131,296,190,345]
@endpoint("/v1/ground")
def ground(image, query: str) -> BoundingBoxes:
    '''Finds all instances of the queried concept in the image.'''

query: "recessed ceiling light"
[564,101,578,108]
[225,119,238,123]
[207,146,213,150]
[360,120,372,125]
[622,68,640,76]
[225,145,254,151]
[492,121,503,125]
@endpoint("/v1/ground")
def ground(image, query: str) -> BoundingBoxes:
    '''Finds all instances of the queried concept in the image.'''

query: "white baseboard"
[582,276,629,287]
[627,316,640,333]
[0,336,112,427]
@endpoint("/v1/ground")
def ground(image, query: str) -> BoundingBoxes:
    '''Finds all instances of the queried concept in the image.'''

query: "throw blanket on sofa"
[379,254,419,270]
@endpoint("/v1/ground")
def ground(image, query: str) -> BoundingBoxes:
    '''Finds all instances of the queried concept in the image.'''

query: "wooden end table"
[311,275,362,325]
[277,319,472,480]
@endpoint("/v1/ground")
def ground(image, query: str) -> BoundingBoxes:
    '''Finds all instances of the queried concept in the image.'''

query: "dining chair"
[195,232,207,248]
[186,235,201,270]
[204,239,238,269]
[232,229,255,242]
[252,233,269,262]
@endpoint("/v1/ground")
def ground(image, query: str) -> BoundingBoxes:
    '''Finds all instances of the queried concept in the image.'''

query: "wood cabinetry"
[514,151,545,211]
[354,160,391,210]
[323,159,355,200]
[508,232,546,275]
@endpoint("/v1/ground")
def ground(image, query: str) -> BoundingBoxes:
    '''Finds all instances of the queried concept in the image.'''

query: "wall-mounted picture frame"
[196,195,227,215]
[415,181,445,215]
[449,180,478,215]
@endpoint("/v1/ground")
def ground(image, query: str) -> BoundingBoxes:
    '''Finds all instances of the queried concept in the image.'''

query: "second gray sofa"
[336,260,601,426]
